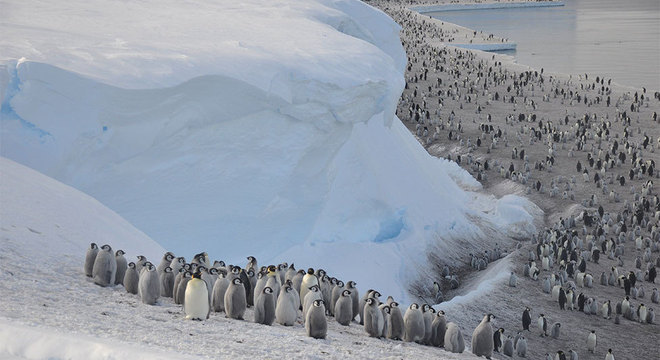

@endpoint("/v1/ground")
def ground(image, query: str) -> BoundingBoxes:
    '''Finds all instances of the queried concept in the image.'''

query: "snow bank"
[0,320,196,360]
[449,43,517,51]
[1,0,538,302]
[0,157,165,261]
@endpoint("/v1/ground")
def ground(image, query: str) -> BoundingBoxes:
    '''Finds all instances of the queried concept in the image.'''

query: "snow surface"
[0,156,480,359]
[1,0,538,302]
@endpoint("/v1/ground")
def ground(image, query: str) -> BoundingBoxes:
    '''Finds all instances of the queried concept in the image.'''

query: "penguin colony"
[84,249,474,351]
[81,0,659,357]
[363,0,660,358]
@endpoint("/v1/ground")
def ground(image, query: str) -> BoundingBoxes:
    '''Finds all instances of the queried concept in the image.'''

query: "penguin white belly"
[185,279,209,320]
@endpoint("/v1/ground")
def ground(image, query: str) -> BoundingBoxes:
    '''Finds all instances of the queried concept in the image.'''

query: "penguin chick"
[305,299,327,339]
[471,313,494,358]
[275,285,298,326]
[123,262,139,294]
[225,278,247,320]
[84,243,98,278]
[363,297,384,338]
[403,303,425,342]
[92,244,116,287]
[138,263,160,305]
[444,322,465,353]
[334,289,353,326]
[254,286,276,325]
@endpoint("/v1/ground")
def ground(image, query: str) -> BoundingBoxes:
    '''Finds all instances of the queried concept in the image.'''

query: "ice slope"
[0,156,479,359]
[0,0,539,302]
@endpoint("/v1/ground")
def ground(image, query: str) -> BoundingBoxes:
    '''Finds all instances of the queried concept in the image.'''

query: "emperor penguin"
[587,330,597,353]
[334,289,353,326]
[175,271,192,305]
[550,322,561,339]
[330,280,345,315]
[346,281,360,321]
[379,303,391,337]
[509,272,518,287]
[157,252,175,274]
[605,349,615,360]
[284,263,296,282]
[264,266,281,299]
[225,278,247,320]
[555,350,567,360]
[363,297,384,337]
[300,268,318,307]
[275,285,298,326]
[92,244,116,287]
[471,313,494,358]
[637,303,647,323]
[522,307,531,331]
[169,256,185,274]
[431,310,447,346]
[138,263,160,305]
[444,322,465,353]
[388,301,404,340]
[303,285,323,322]
[652,288,659,304]
[254,286,276,325]
[184,270,210,320]
[305,299,327,339]
[123,262,139,294]
[211,273,229,312]
[403,303,425,343]
[538,314,548,336]
[516,336,527,357]
[253,271,267,305]
[502,335,514,356]
[492,327,503,352]
[160,266,175,297]
[84,243,99,277]
[246,256,258,273]
[135,255,148,273]
[422,304,435,344]
[114,250,127,285]
[359,290,381,325]
[646,307,655,324]
[559,288,567,310]
[567,349,579,360]
[292,269,304,296]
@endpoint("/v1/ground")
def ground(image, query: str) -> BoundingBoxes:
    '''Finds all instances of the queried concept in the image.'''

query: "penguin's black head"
[267,265,277,273]
[342,290,351,297]
[247,269,255,277]
[209,268,218,275]
[164,267,172,273]
[279,263,287,270]
[90,243,97,249]
[410,303,419,310]
[337,280,344,287]
[128,262,135,268]
[247,256,254,261]
[347,280,356,287]
[307,268,314,275]
[309,285,319,292]
[233,278,242,285]
[165,252,174,261]
[383,306,391,314]
[366,298,375,305]
[101,244,112,251]
[313,299,324,307]
[192,270,202,279]
[289,263,295,269]
[116,250,125,256]
[263,287,273,294]
[183,263,191,270]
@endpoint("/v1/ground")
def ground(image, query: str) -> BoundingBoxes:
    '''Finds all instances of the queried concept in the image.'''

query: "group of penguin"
[84,244,469,349]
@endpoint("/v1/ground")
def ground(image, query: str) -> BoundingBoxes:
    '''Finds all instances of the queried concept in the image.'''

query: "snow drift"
[0,0,538,301]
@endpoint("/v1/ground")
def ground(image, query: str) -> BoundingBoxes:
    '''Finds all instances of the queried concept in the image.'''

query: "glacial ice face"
[1,0,537,301]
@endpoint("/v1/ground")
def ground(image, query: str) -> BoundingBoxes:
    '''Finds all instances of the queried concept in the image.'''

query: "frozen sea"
[428,0,660,91]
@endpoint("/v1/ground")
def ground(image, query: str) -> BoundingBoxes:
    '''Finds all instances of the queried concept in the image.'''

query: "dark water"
[429,0,660,90]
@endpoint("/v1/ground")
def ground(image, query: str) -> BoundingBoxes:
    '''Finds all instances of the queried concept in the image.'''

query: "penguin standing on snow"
[254,286,276,325]
[306,299,327,339]
[184,270,210,320]
[123,262,139,294]
[92,244,116,287]
[114,250,127,286]
[138,263,160,305]
[388,301,404,340]
[225,278,247,320]
[346,281,360,321]
[160,266,175,297]
[431,310,447,347]
[211,273,229,312]
[84,243,98,277]
[444,322,465,353]
[300,268,318,307]
[403,303,425,342]
[334,290,353,326]
[493,327,504,352]
[522,307,531,331]
[471,313,494,358]
[363,297,384,338]
[275,285,298,326]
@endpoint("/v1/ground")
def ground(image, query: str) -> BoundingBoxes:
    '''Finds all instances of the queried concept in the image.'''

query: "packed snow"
[0,156,481,359]
[1,0,537,303]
